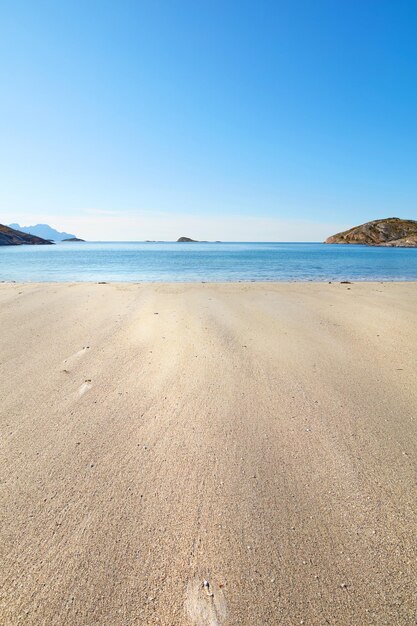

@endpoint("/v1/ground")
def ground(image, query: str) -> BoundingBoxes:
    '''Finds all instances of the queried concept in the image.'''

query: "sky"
[0,0,416,241]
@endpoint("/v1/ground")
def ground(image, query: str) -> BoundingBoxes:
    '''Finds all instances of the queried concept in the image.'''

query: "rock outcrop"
[379,234,417,247]
[325,218,417,247]
[62,237,85,242]
[177,236,198,242]
[0,224,54,246]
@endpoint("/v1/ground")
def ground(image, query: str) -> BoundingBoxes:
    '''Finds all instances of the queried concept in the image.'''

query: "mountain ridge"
[9,223,77,242]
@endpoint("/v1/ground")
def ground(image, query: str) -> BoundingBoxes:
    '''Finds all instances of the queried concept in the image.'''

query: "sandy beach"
[0,281,415,625]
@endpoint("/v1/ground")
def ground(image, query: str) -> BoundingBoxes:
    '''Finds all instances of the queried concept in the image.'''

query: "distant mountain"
[325,218,417,247]
[9,223,77,242]
[0,224,54,246]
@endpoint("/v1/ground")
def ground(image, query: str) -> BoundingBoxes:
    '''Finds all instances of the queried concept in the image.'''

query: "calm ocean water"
[1,242,417,282]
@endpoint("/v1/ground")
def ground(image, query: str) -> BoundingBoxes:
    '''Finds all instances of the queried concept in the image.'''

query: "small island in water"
[177,236,198,242]
[325,217,417,247]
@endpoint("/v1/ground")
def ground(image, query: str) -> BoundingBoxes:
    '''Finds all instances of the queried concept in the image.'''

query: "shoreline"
[1,278,417,284]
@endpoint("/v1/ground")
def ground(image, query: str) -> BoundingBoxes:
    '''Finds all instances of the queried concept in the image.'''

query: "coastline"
[1,281,416,625]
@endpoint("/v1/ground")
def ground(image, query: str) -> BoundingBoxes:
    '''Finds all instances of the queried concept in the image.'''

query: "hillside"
[325,218,417,247]
[0,224,54,246]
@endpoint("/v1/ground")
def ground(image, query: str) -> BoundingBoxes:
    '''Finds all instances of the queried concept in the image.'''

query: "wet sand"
[0,282,416,625]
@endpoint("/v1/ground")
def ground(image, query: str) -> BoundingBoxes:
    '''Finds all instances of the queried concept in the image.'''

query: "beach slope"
[0,282,416,625]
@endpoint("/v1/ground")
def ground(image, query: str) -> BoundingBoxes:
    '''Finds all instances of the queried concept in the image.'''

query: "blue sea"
[0,242,416,282]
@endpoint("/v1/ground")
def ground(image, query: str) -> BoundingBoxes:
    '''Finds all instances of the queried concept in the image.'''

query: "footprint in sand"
[62,346,90,371]
[184,578,227,626]
[77,380,92,397]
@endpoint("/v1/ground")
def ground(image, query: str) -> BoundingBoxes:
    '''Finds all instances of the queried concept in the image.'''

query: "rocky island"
[325,217,417,247]
[62,237,85,242]
[177,236,198,242]
[0,223,54,246]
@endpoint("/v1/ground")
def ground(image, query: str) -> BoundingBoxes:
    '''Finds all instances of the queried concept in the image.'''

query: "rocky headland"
[325,217,417,247]
[0,224,54,246]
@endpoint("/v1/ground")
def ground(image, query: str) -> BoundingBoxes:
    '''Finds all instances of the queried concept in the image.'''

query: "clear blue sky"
[1,0,416,240]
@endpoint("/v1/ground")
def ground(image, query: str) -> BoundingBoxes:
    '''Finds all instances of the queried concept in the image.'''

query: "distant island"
[9,223,78,242]
[62,237,85,242]
[177,236,198,242]
[0,223,54,246]
[325,217,417,247]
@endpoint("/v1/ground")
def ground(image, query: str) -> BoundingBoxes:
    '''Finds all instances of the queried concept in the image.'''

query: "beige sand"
[0,282,416,625]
